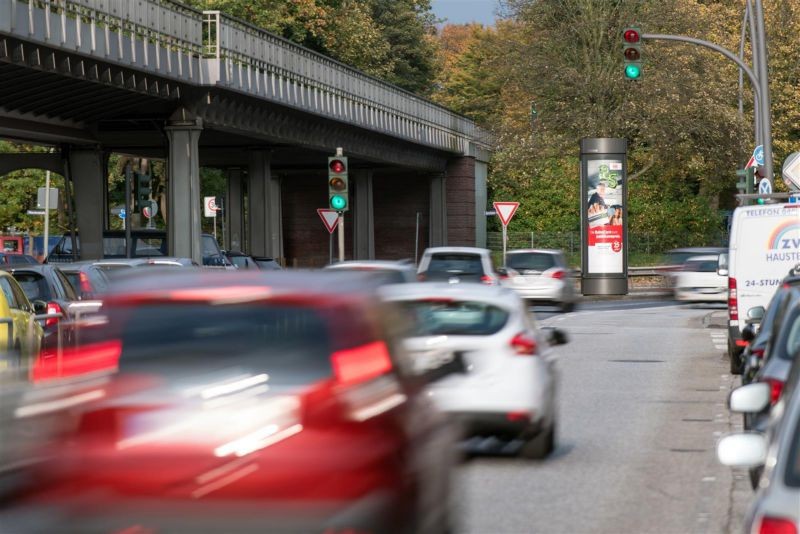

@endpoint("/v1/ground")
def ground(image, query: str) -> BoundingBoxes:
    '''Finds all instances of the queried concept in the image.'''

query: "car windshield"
[397,300,509,336]
[506,253,557,272]
[778,309,800,361]
[106,303,334,386]
[683,259,718,273]
[255,259,281,270]
[426,254,484,276]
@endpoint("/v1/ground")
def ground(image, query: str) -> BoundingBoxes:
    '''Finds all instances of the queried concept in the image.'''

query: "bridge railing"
[203,10,476,153]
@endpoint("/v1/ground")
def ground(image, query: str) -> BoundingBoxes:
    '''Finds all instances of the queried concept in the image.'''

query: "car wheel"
[748,465,762,490]
[728,340,742,375]
[560,302,575,313]
[520,422,556,460]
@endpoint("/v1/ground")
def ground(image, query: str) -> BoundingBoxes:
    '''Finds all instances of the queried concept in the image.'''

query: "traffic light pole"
[752,0,773,186]
[338,213,345,263]
[642,33,772,187]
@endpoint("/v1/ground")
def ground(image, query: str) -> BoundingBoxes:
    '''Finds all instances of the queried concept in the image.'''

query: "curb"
[578,290,673,302]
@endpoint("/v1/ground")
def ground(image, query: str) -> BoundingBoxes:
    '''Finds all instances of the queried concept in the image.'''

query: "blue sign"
[758,178,771,195]
[753,145,764,166]
[119,208,126,220]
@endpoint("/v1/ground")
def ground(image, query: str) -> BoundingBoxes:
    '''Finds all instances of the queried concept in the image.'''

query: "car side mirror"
[716,267,728,277]
[542,327,569,346]
[728,382,771,413]
[32,300,47,314]
[717,433,767,468]
[745,306,765,324]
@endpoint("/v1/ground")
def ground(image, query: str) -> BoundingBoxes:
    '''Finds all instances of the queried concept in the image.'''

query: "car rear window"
[332,268,408,285]
[506,253,557,273]
[683,260,718,273]
[108,304,335,386]
[11,272,51,302]
[398,300,509,336]
[426,254,484,276]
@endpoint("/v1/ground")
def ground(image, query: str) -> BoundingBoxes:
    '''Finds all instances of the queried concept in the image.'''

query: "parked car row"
[714,202,800,532]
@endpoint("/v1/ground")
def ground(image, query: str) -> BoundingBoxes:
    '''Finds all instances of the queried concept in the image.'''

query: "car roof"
[325,260,415,272]
[684,255,720,261]
[380,282,520,307]
[103,269,389,303]
[507,249,561,255]
[422,247,491,255]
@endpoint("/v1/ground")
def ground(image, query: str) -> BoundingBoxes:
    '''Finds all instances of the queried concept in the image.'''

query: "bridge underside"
[0,34,486,264]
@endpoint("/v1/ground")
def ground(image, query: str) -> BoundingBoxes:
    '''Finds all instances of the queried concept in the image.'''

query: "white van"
[727,203,800,373]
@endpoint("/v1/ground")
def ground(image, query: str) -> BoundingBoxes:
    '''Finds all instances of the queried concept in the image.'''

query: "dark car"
[225,251,260,270]
[46,231,229,267]
[0,253,38,266]
[742,272,800,384]
[252,256,283,270]
[57,263,110,300]
[1,265,81,349]
[6,270,458,533]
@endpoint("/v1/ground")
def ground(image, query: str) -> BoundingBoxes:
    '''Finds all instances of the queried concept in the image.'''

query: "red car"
[5,270,458,533]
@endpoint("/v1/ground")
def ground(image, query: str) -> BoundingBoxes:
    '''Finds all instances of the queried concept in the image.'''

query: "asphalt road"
[454,300,751,534]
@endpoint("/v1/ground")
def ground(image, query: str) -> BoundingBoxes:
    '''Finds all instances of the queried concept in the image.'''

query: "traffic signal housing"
[622,27,642,80]
[328,156,349,211]
[134,172,152,212]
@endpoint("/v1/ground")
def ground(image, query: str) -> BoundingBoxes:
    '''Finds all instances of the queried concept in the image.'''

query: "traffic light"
[736,167,755,195]
[622,27,642,80]
[328,155,348,211]
[133,172,152,212]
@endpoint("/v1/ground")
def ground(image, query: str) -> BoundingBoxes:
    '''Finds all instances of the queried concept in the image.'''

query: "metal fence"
[487,231,729,263]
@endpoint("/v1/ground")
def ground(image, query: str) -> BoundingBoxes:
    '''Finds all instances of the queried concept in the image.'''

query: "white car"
[502,249,576,312]
[673,254,727,303]
[381,283,567,459]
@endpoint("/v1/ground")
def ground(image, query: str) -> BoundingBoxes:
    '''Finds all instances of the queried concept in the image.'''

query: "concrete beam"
[248,150,283,260]
[225,167,244,252]
[429,173,447,247]
[0,152,63,175]
[165,108,203,264]
[352,169,374,260]
[68,148,105,260]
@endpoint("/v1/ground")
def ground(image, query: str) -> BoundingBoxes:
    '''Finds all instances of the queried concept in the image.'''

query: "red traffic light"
[329,159,346,174]
[623,29,640,43]
[624,47,640,61]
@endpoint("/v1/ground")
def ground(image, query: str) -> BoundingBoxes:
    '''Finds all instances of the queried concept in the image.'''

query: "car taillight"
[752,347,765,359]
[45,302,62,328]
[511,332,537,356]
[765,378,784,406]
[548,269,566,280]
[480,275,496,285]
[757,516,797,534]
[331,341,393,384]
[32,339,123,382]
[728,277,738,320]
[79,272,93,296]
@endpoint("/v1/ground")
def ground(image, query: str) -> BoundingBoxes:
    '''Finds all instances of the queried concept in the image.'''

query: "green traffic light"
[330,195,347,210]
[757,198,766,205]
[625,64,641,79]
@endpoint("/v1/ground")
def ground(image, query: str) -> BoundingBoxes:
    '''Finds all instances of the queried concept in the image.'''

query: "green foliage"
[439,0,798,250]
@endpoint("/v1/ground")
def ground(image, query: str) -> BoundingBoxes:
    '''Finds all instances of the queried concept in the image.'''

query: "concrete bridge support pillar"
[68,148,106,260]
[248,150,283,261]
[353,169,374,260]
[429,172,447,247]
[165,109,203,264]
[225,167,245,252]
[445,156,476,247]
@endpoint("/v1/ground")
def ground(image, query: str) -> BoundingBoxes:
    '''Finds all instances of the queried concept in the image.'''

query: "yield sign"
[493,202,519,227]
[317,208,340,234]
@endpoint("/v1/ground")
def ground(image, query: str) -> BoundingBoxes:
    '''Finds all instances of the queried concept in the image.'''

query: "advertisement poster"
[586,159,624,273]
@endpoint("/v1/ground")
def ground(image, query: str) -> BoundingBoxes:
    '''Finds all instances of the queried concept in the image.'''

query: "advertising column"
[580,138,628,295]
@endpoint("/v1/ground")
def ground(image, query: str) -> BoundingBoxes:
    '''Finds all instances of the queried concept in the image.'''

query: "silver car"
[502,249,576,312]
[381,282,568,459]
[719,379,800,533]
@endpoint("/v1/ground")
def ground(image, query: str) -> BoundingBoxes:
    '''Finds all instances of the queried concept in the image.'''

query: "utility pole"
[753,0,773,186]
